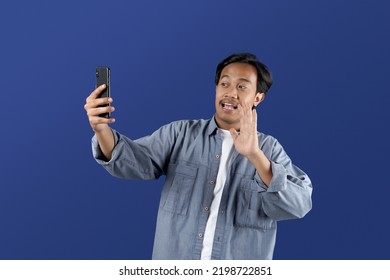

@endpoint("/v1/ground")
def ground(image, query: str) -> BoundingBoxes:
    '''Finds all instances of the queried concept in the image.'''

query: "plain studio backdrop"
[1,0,389,259]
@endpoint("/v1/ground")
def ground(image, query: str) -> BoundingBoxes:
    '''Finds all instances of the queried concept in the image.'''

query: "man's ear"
[253,92,265,107]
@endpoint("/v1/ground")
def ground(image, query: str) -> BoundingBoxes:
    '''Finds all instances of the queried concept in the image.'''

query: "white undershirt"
[200,129,234,260]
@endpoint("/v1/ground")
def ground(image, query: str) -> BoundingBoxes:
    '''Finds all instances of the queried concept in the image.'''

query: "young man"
[84,53,313,259]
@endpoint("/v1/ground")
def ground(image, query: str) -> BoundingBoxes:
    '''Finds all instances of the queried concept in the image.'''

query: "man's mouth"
[221,102,238,111]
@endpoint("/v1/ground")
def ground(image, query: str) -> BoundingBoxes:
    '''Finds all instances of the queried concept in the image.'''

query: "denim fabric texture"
[92,117,312,259]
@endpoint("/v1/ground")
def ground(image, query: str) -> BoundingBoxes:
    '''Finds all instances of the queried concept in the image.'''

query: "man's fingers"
[252,108,257,132]
[229,128,239,141]
[237,103,247,122]
[236,102,258,142]
[84,85,116,132]
[88,115,116,125]
[87,106,115,117]
[84,97,113,111]
[238,103,254,128]
[92,97,112,108]
[86,84,106,102]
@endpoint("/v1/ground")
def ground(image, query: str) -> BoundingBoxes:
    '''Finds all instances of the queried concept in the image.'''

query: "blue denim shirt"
[92,117,313,259]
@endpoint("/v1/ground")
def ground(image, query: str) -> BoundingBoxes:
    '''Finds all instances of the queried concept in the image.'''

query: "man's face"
[215,62,264,130]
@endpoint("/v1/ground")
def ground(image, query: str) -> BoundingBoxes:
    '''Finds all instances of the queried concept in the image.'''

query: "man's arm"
[85,85,181,180]
[231,102,312,220]
[84,84,116,161]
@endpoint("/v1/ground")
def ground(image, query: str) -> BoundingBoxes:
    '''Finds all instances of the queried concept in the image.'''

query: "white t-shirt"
[200,129,234,259]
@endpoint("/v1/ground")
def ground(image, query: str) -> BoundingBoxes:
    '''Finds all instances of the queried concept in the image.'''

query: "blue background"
[1,0,389,259]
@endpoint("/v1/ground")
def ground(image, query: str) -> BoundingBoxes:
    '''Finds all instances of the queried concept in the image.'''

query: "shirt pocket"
[234,179,276,230]
[162,164,198,216]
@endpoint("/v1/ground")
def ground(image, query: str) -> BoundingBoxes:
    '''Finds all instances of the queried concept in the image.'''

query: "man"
[84,53,313,259]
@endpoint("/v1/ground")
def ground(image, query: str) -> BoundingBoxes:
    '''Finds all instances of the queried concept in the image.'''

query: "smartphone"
[96,66,111,118]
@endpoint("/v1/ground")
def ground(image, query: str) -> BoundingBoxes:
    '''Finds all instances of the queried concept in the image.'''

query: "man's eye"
[238,85,247,90]
[220,82,228,87]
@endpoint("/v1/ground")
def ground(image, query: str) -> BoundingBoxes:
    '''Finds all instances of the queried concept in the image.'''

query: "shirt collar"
[207,116,219,136]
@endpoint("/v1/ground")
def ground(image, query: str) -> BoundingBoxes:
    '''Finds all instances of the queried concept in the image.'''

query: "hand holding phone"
[96,66,111,118]
[84,66,115,134]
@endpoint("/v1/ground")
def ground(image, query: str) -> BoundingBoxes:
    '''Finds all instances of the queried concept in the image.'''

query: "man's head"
[214,53,273,130]
[215,53,273,95]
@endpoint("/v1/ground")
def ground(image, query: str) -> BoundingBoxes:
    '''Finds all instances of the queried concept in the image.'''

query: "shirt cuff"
[254,161,288,193]
[91,128,119,165]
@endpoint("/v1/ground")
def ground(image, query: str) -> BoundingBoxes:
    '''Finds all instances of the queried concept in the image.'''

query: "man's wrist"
[246,147,263,162]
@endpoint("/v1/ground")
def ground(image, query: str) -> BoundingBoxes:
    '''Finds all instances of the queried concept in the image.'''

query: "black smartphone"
[96,66,111,118]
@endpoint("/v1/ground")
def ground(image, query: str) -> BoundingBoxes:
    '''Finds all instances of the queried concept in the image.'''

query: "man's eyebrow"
[237,78,252,84]
[220,75,252,84]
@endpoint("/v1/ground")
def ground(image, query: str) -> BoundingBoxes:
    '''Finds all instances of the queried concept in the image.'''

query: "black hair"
[214,53,273,94]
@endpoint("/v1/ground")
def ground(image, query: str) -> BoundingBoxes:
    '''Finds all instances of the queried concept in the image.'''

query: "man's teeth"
[222,103,237,109]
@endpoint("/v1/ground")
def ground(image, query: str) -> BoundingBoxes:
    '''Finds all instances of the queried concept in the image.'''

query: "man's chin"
[214,114,239,130]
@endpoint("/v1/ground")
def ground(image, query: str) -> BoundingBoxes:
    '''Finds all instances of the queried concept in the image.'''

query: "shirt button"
[209,180,215,185]
[215,154,220,159]
[221,210,225,215]
[198,232,203,238]
[204,207,209,212]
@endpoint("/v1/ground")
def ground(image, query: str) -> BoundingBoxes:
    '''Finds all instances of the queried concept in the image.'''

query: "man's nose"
[224,87,239,99]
